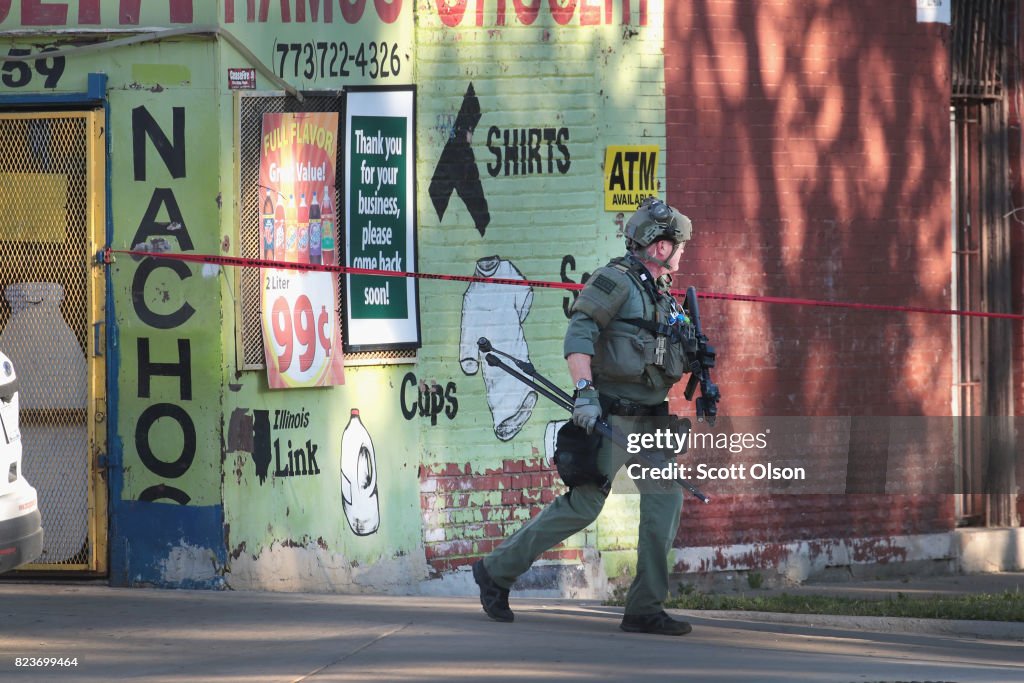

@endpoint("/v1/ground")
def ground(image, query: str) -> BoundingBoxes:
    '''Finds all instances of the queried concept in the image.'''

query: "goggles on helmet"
[625,198,692,248]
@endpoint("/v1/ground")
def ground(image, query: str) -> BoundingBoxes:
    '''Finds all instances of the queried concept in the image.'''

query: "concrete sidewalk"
[0,575,1022,682]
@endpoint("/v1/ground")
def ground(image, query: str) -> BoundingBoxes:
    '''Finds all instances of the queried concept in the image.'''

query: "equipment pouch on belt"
[669,414,692,455]
[553,422,609,493]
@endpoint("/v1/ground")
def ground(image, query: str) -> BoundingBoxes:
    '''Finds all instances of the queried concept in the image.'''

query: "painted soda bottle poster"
[258,112,345,388]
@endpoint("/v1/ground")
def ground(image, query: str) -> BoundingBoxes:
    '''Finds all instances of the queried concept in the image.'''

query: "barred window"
[235,92,416,370]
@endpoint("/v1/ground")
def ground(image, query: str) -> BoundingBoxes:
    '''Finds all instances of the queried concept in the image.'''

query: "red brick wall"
[665,1,956,550]
[679,494,955,549]
[1012,3,1024,524]
[420,458,579,575]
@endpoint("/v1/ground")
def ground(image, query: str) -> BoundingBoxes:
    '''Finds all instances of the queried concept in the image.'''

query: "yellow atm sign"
[604,145,659,211]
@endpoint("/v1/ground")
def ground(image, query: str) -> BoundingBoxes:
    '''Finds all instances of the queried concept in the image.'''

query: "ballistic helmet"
[624,198,692,250]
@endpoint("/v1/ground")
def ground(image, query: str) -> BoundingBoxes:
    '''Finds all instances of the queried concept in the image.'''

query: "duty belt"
[602,397,667,417]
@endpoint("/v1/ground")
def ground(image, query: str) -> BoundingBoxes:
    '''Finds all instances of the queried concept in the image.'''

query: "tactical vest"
[571,255,694,392]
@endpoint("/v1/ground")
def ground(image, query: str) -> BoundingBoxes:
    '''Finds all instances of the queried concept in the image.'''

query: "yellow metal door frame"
[85,109,108,574]
[0,110,107,574]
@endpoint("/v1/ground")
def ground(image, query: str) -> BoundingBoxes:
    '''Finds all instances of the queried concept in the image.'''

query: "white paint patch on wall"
[956,528,1024,572]
[418,547,610,599]
[672,533,957,585]
[227,541,430,593]
[161,543,223,585]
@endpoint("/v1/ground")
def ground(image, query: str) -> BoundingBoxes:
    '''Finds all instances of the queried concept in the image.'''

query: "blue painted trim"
[101,85,125,584]
[0,72,107,107]
[0,92,101,106]
[110,501,227,589]
[87,73,107,101]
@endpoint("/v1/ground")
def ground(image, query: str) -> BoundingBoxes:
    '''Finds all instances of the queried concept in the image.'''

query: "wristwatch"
[574,378,594,393]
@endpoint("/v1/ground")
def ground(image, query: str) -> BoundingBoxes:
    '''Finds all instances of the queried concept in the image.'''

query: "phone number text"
[274,41,403,81]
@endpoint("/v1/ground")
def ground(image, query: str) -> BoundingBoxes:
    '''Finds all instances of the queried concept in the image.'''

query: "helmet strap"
[636,240,680,272]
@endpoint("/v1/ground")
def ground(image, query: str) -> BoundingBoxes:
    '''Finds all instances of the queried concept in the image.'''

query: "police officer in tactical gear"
[473,197,695,636]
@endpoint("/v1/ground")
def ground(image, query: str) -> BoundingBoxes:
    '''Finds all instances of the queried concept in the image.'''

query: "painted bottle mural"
[340,408,379,536]
[285,193,298,262]
[0,283,87,563]
[297,192,309,264]
[273,191,286,261]
[262,188,275,260]
[321,184,335,266]
[308,191,322,265]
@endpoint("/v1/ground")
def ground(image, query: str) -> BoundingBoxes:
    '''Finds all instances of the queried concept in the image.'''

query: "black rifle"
[682,286,721,426]
[477,338,710,503]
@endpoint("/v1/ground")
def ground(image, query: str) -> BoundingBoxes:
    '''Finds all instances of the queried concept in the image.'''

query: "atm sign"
[604,145,659,211]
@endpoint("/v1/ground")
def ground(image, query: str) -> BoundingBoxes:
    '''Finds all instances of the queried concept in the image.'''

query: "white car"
[0,351,42,573]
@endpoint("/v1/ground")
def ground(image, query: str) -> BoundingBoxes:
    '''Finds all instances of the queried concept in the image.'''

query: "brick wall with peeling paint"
[419,458,577,575]
[1006,4,1024,529]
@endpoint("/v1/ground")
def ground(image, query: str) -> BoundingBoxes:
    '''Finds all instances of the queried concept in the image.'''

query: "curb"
[690,609,1024,641]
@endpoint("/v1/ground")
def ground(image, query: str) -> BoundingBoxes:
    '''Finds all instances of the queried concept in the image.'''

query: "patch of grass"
[608,589,1024,622]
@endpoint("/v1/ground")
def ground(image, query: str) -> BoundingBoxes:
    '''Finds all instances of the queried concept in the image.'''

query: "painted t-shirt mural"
[459,256,537,441]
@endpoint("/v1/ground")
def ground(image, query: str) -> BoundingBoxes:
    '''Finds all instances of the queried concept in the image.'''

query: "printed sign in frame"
[258,111,346,388]
[343,86,420,352]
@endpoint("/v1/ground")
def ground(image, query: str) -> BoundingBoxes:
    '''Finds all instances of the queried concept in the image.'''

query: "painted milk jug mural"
[340,408,380,535]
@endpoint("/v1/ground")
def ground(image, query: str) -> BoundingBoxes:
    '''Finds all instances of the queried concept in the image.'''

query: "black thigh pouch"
[553,422,610,493]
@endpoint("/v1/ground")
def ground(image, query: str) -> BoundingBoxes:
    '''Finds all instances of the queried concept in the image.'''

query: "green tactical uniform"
[483,253,688,617]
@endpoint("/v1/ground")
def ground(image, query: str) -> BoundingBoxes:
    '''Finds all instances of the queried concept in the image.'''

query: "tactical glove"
[572,387,602,434]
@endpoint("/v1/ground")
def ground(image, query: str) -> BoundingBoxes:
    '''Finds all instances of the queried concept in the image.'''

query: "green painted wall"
[214,5,424,590]
[414,0,665,584]
[1,0,665,591]
[108,56,222,507]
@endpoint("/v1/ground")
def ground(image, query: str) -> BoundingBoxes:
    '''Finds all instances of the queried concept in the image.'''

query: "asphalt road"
[1,583,1021,682]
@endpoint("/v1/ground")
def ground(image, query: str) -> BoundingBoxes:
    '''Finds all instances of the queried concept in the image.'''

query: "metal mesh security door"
[0,111,107,573]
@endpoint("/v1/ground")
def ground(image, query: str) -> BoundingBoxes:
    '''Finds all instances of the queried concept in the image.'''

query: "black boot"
[472,560,514,622]
[620,611,692,636]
